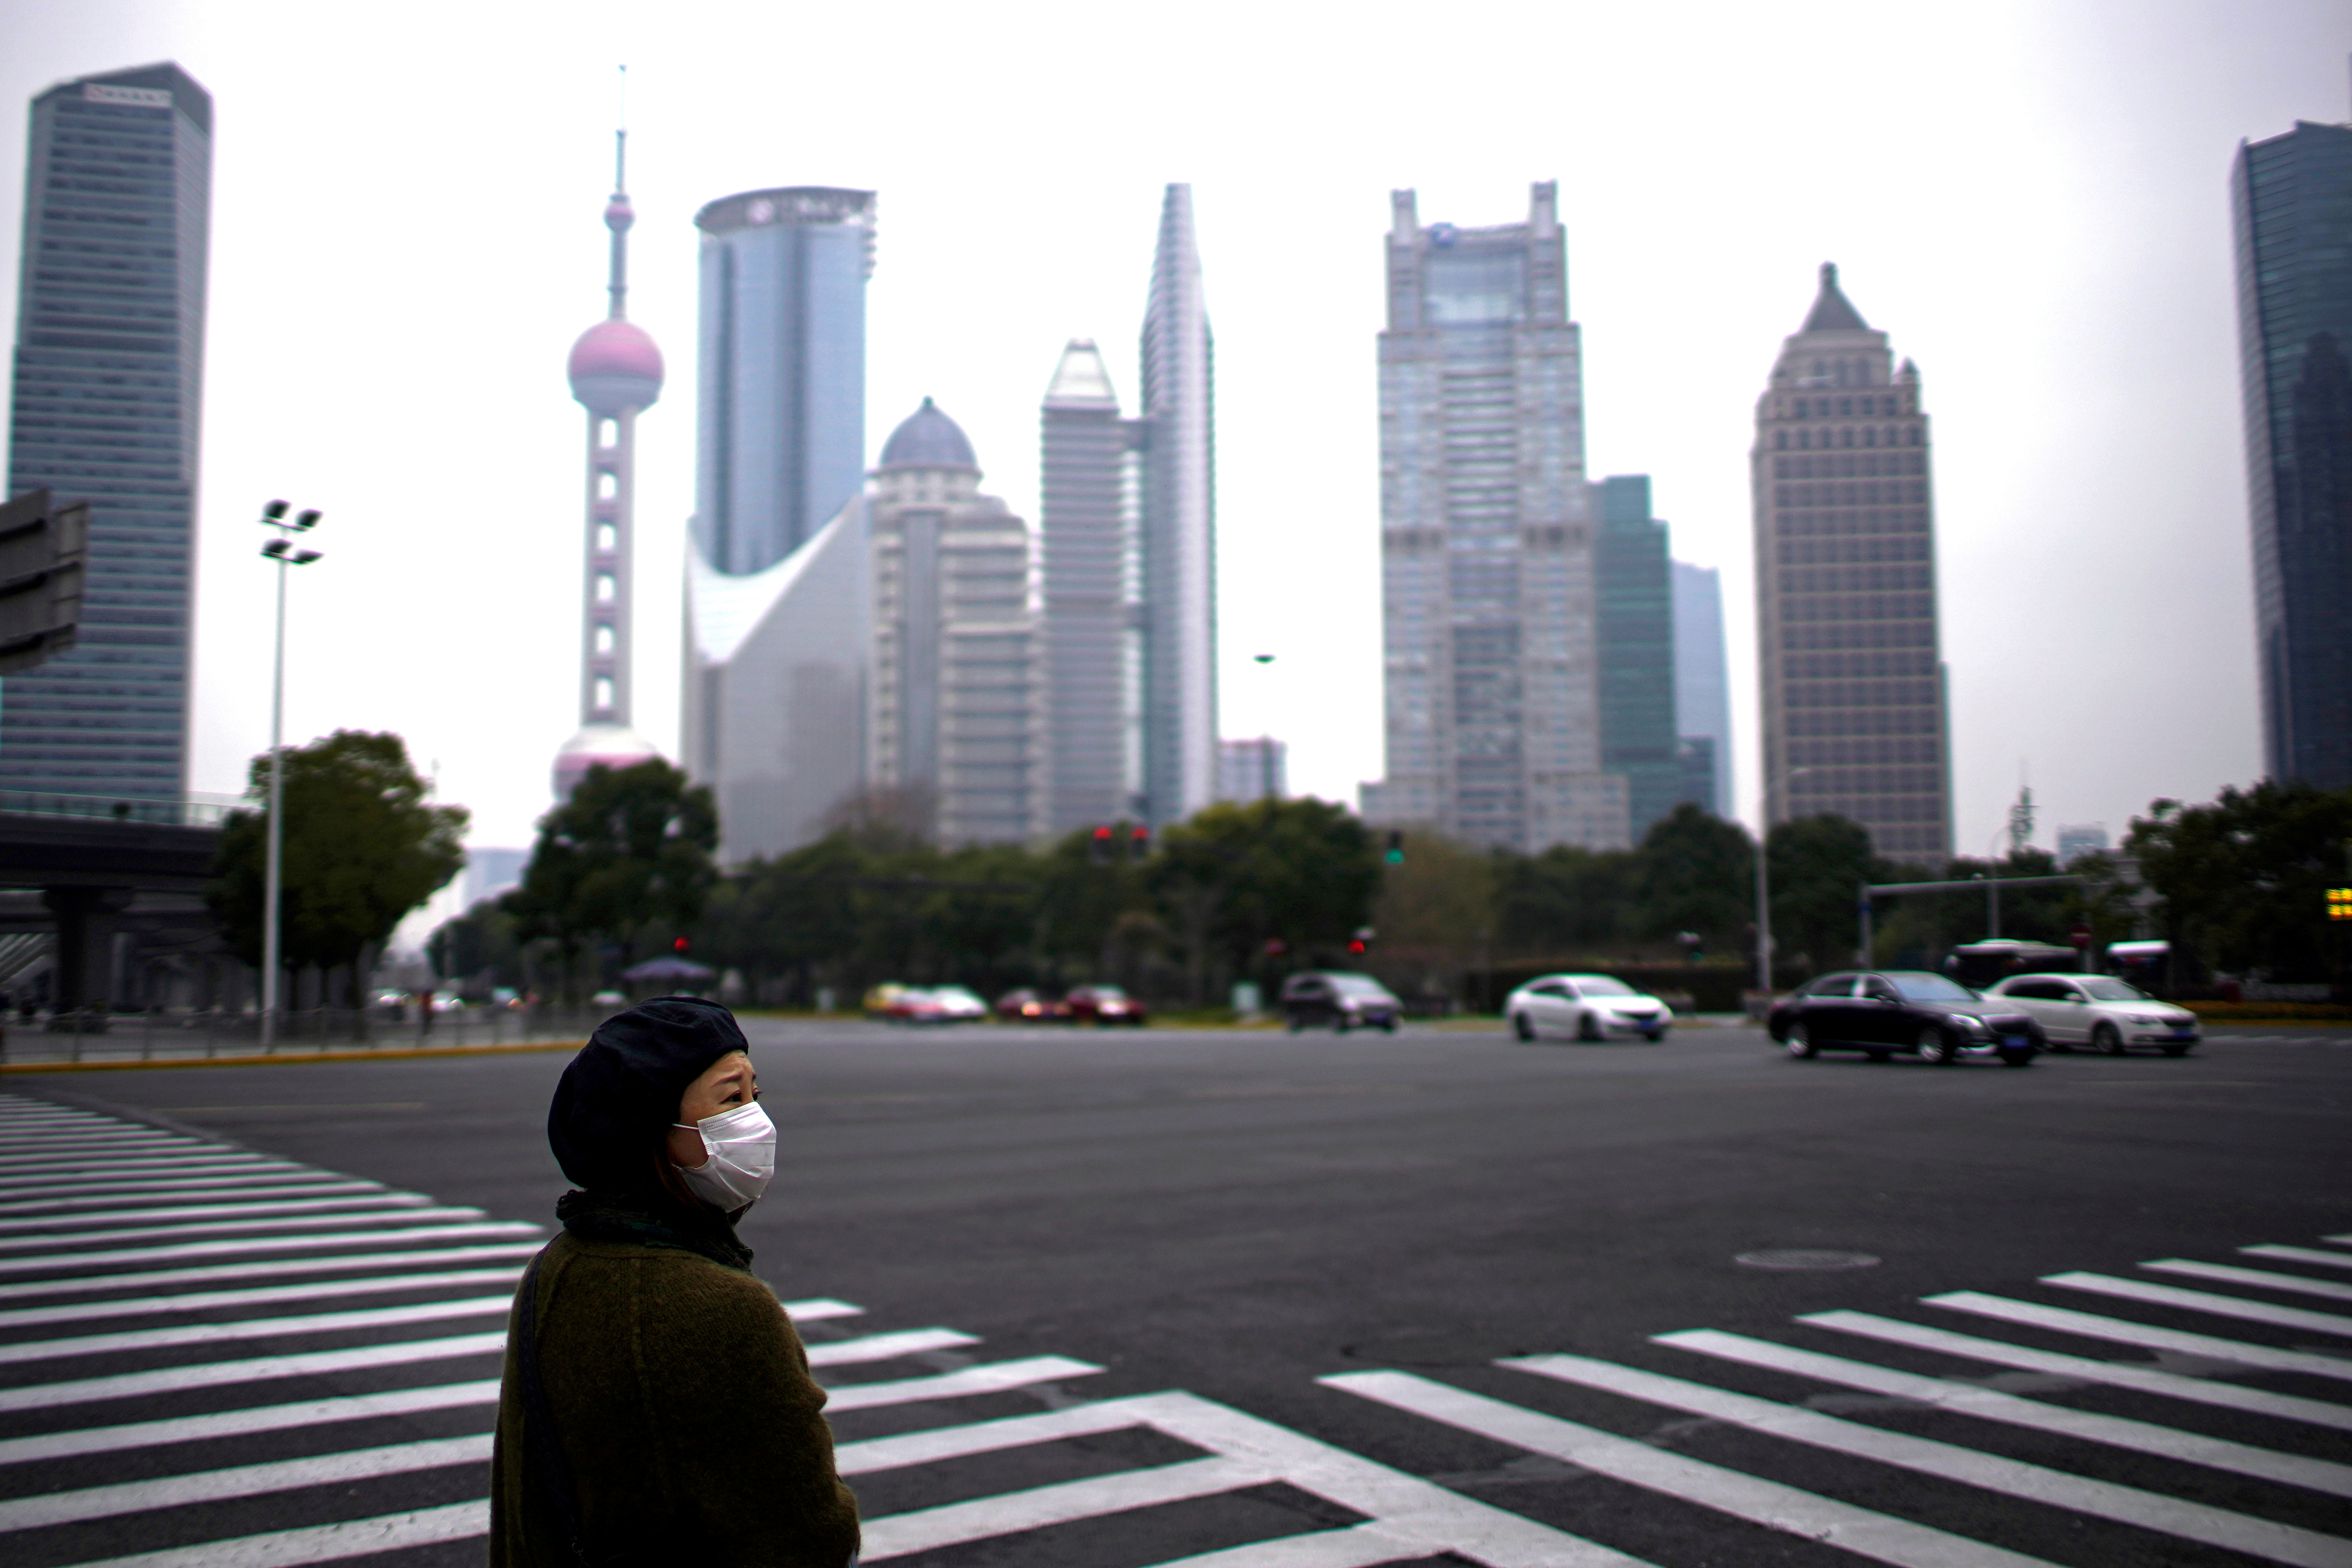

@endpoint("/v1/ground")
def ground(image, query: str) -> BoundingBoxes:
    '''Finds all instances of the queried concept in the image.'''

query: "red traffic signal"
[1090,825,1116,866]
[673,937,691,954]
[1128,823,1151,860]
[1347,939,1367,956]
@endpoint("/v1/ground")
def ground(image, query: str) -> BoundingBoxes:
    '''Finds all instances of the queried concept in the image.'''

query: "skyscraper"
[867,400,1046,845]
[555,130,663,799]
[692,187,875,577]
[1216,737,1286,802]
[1137,184,1217,827]
[2233,119,2352,789]
[1753,263,1950,863]
[1595,475,1679,838]
[3,63,211,801]
[1039,338,1139,831]
[1360,183,1627,853]
[1671,559,1734,818]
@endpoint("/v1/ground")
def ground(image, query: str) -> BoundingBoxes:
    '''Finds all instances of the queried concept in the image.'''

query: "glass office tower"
[1596,474,1678,837]
[2234,119,2352,789]
[1752,264,1951,864]
[1671,560,1734,818]
[691,187,875,577]
[3,63,211,801]
[1039,338,1141,832]
[1362,183,1627,852]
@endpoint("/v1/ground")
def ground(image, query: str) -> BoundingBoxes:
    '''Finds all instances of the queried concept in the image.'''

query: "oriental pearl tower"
[554,130,664,798]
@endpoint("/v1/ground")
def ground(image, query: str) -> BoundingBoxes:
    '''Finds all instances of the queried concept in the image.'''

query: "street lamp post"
[256,501,322,1050]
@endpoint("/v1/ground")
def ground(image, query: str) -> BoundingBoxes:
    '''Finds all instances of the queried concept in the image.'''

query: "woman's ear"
[654,1151,704,1209]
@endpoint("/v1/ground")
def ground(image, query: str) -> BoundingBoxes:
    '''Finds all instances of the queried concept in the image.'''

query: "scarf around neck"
[556,1187,755,1273]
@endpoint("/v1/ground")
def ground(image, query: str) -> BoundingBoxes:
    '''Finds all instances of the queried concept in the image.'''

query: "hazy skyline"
[0,0,2343,860]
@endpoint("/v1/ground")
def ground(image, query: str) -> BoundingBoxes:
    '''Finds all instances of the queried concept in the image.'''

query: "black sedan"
[1767,970,2042,1067]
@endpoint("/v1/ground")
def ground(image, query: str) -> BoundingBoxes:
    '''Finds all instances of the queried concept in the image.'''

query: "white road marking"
[0,1219,544,1274]
[1508,1352,2352,1568]
[2045,1270,2352,1336]
[0,1241,548,1301]
[783,1299,866,1321]
[1928,1291,2352,1382]
[61,1499,490,1568]
[0,1204,497,1254]
[0,1265,528,1329]
[0,1156,290,1185]
[2144,1258,2352,1302]
[0,1136,210,1162]
[1657,1327,2352,1498]
[2244,1245,2352,1272]
[0,1330,510,1412]
[0,1178,383,1213]
[804,1327,978,1365]
[0,1292,514,1366]
[0,1169,358,1201]
[1148,1520,1418,1568]
[0,1192,432,1233]
[859,1454,1267,1560]
[1325,1369,2055,1568]
[824,1355,1103,1410]
[1803,1310,2352,1432]
[0,1378,500,1465]
[0,1432,494,1531]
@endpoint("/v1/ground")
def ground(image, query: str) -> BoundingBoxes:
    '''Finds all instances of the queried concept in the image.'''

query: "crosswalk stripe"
[836,1398,1144,1473]
[61,1498,491,1568]
[1149,1520,1413,1568]
[0,1292,513,1365]
[0,1378,499,1465]
[0,1192,432,1233]
[0,1431,494,1532]
[784,1298,866,1322]
[804,1327,977,1366]
[2245,1245,2352,1271]
[1324,1369,2056,1568]
[861,1455,1267,1561]
[1507,1352,2352,1568]
[2045,1270,2352,1336]
[2143,1258,2352,1303]
[0,1180,386,1215]
[0,1330,510,1412]
[824,1355,1103,1410]
[0,1156,290,1184]
[0,1219,544,1275]
[0,1242,548,1301]
[1656,1328,2352,1498]
[1802,1310,2352,1432]
[1928,1291,2352,1383]
[0,1265,528,1329]
[0,1170,365,1202]
[2325,1235,2352,1247]
[0,1137,210,1161]
[0,1205,497,1254]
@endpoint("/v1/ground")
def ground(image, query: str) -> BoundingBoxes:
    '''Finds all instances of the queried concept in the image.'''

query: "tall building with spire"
[1039,338,1140,831]
[1360,183,1628,853]
[1752,263,1950,863]
[555,131,664,798]
[2233,118,2352,789]
[3,63,211,802]
[1137,185,1217,827]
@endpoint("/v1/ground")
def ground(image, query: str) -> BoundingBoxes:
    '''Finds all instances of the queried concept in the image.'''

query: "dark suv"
[1767,970,2041,1067]
[1280,972,1402,1034]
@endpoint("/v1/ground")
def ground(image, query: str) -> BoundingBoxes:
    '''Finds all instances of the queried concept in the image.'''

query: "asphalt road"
[5,1018,2349,1567]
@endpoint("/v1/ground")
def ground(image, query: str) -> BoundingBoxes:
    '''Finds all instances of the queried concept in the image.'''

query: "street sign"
[0,489,87,675]
[2069,924,2092,947]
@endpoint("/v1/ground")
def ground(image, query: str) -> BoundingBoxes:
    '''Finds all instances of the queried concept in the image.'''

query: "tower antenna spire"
[603,67,633,321]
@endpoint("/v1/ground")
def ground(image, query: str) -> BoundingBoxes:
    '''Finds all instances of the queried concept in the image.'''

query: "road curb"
[0,1038,588,1075]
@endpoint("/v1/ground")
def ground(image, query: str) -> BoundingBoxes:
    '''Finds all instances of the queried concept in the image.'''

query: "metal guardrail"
[0,791,244,828]
[0,1003,620,1065]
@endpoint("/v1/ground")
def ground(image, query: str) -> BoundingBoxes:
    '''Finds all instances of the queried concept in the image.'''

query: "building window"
[595,677,614,711]
[596,573,615,603]
[597,471,617,500]
[594,624,614,654]
[1906,426,1921,446]
[598,522,617,553]
[1775,431,1788,450]
[598,418,616,448]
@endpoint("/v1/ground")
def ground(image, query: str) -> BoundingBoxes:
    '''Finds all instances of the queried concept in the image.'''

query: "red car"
[1065,984,1146,1026]
[994,988,1068,1023]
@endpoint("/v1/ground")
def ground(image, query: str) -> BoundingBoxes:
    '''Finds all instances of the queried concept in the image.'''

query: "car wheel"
[1784,1024,1816,1060]
[1577,1011,1604,1042]
[1866,1049,1891,1062]
[1918,1028,1955,1065]
[1511,1012,1535,1042]
[2093,1022,2124,1056]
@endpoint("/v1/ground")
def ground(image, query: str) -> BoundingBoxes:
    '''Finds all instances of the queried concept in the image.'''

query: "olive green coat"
[489,1230,861,1566]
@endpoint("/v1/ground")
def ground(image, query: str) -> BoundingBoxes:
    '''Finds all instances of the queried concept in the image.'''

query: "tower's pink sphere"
[568,319,664,414]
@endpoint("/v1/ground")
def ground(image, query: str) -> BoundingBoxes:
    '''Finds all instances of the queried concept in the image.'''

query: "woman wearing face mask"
[490,996,859,1566]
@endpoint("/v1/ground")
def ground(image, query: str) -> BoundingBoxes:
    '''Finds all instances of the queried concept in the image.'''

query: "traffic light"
[1347,926,1373,957]
[1090,825,1116,866]
[673,936,691,953]
[1128,823,1151,862]
[2328,887,2352,922]
[1384,830,1405,865]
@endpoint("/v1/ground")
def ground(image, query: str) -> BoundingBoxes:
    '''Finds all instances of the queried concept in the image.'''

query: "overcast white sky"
[0,0,2345,866]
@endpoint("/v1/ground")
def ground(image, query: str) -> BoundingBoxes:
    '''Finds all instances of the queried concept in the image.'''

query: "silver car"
[1982,973,2199,1055]
[1506,974,1672,1043]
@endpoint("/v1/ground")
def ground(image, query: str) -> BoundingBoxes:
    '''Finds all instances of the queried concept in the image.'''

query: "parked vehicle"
[994,988,1069,1023]
[1065,984,1147,1026]
[866,983,948,1024]
[1943,939,2079,991]
[1504,974,1672,1043]
[1982,973,2199,1055]
[1767,970,2041,1066]
[1280,972,1402,1033]
[928,985,990,1023]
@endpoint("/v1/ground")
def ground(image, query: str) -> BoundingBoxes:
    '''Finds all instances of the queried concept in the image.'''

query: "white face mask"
[671,1100,776,1211]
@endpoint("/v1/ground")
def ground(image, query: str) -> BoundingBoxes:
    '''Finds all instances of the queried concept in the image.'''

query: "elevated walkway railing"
[0,791,243,828]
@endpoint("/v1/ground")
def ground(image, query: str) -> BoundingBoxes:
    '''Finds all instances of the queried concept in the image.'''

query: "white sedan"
[1505,974,1673,1043]
[1982,973,2199,1055]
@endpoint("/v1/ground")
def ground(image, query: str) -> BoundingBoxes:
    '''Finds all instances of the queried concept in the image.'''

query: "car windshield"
[2079,979,2150,1002]
[1569,977,1638,997]
[1887,973,1977,1002]
[1329,975,1390,997]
